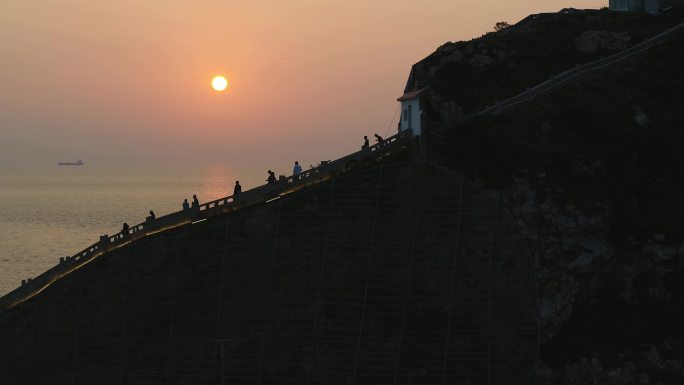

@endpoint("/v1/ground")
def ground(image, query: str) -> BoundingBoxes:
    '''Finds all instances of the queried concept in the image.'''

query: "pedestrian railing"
[0,130,412,312]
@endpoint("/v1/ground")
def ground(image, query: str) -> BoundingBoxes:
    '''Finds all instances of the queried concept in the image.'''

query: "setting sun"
[211,76,228,91]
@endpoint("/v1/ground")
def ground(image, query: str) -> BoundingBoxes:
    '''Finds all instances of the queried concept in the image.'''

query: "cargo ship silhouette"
[57,160,83,166]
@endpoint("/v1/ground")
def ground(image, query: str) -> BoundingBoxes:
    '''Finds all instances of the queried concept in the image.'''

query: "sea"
[0,163,273,296]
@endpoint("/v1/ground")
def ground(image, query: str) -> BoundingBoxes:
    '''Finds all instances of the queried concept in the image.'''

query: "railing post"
[99,235,110,250]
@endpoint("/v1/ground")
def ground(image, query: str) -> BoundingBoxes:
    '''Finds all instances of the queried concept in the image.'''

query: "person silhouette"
[192,194,199,208]
[362,135,370,149]
[374,134,384,147]
[182,199,190,210]
[267,170,276,184]
[234,181,242,195]
[148,210,155,220]
[121,222,129,238]
[293,161,302,180]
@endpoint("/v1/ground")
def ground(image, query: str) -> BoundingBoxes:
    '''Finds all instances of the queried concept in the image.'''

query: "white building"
[397,89,423,137]
[609,0,668,14]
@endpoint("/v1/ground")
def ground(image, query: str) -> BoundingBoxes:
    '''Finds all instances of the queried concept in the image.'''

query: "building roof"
[397,89,424,102]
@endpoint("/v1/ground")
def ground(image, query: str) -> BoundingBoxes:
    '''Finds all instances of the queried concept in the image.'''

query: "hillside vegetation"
[408,5,684,113]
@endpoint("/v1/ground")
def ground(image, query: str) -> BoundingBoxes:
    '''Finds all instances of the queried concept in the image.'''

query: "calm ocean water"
[0,163,274,296]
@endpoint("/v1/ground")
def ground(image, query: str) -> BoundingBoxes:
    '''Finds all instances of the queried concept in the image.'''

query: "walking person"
[234,181,242,196]
[362,135,370,150]
[293,161,302,180]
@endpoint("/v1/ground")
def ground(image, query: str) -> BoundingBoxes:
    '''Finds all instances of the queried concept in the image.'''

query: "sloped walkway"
[0,132,412,313]
[0,161,537,385]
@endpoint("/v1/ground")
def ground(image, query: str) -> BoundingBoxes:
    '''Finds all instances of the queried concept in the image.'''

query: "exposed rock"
[469,54,493,68]
[575,30,632,54]
[562,357,663,385]
[503,177,613,340]
[643,243,677,262]
[539,275,579,340]
[634,106,651,127]
[440,50,463,64]
[537,361,557,385]
[436,42,455,52]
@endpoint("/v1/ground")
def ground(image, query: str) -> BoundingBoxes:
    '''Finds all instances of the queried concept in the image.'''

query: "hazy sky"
[1,0,604,165]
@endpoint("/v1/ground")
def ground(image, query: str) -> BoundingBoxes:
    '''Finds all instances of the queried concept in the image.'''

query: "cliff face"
[426,8,684,385]
[0,163,537,385]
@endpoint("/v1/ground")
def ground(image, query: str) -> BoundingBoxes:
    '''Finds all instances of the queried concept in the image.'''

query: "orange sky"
[0,0,605,165]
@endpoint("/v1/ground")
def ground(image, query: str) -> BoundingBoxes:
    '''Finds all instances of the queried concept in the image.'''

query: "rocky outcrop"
[498,176,613,342]
[469,54,494,68]
[495,174,684,384]
[633,106,651,127]
[422,6,684,384]
[575,31,632,54]
[440,50,464,64]
[431,24,684,378]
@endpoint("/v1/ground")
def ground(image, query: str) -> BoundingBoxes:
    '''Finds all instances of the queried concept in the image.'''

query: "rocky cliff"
[423,7,684,385]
